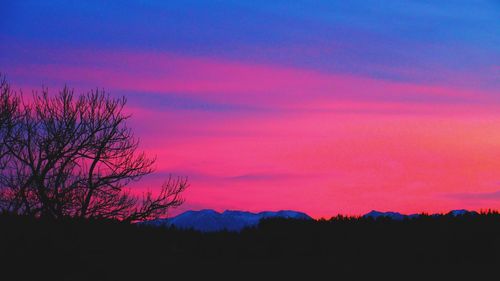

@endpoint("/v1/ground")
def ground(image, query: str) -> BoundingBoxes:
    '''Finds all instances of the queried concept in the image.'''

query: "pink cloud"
[125,105,500,218]
[5,49,500,218]
[5,49,495,110]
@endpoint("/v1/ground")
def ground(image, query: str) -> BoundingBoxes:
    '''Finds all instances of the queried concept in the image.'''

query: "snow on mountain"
[363,209,478,220]
[363,210,406,220]
[141,209,479,231]
[447,209,478,216]
[142,209,312,232]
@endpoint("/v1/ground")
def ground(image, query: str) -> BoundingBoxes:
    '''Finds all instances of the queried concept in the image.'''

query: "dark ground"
[1,213,500,280]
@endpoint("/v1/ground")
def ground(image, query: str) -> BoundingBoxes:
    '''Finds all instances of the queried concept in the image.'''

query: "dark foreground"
[1,213,500,280]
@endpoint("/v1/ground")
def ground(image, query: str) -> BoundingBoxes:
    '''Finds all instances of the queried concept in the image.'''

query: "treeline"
[1,212,500,279]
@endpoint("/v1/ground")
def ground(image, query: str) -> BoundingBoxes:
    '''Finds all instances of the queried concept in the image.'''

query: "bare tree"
[0,78,187,221]
[122,175,188,223]
[0,75,20,170]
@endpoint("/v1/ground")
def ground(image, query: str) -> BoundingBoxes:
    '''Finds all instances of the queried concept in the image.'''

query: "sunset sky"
[1,0,500,218]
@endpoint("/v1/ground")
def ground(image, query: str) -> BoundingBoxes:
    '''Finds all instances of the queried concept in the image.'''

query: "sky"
[1,0,500,218]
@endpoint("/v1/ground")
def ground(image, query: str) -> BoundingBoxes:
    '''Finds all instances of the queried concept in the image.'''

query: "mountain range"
[142,209,311,232]
[141,209,478,232]
[363,209,478,220]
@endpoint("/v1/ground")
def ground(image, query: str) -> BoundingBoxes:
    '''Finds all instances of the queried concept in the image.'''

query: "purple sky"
[1,1,500,217]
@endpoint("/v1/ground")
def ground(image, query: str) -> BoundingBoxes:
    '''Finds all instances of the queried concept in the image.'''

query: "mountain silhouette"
[363,210,407,220]
[142,209,312,232]
[142,209,479,231]
[447,209,478,216]
[363,209,478,220]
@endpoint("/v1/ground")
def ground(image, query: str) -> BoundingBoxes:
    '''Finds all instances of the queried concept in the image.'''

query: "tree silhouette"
[0,76,20,170]
[0,76,187,221]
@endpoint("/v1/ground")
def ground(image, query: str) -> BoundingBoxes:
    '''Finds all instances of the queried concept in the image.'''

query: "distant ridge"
[141,209,479,232]
[142,209,312,232]
[363,209,478,220]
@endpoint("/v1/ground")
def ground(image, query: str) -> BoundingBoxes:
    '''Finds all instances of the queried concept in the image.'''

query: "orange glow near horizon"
[3,31,500,218]
[73,51,500,218]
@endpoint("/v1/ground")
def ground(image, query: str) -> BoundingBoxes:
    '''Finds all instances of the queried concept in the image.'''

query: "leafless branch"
[0,76,188,220]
